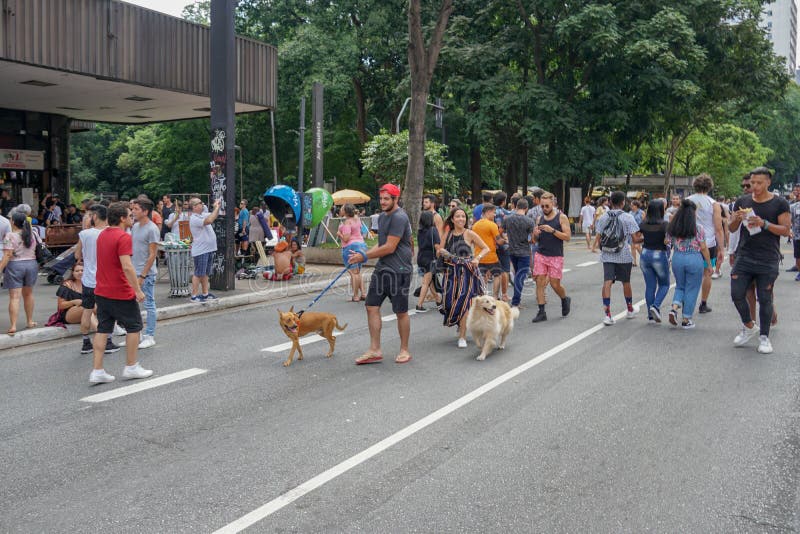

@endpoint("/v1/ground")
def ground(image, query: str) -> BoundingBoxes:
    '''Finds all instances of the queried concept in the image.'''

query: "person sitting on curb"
[265,240,293,281]
[47,263,99,329]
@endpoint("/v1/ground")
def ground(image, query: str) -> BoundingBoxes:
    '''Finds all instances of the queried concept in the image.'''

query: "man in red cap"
[348,183,414,364]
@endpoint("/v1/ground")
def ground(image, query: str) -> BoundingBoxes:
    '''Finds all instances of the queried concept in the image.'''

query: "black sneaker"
[787,265,798,272]
[105,339,121,354]
[698,303,712,314]
[561,296,571,317]
[80,338,93,354]
[531,310,547,323]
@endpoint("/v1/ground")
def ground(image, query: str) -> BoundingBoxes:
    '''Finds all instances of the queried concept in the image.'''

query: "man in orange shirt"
[471,203,505,297]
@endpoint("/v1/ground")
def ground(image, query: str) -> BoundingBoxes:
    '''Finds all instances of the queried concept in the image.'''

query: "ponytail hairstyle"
[11,210,33,248]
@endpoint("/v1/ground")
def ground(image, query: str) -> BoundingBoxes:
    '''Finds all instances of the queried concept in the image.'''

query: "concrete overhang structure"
[0,0,277,123]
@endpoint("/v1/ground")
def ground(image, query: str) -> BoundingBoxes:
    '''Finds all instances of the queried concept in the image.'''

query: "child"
[266,240,293,280]
[290,239,305,275]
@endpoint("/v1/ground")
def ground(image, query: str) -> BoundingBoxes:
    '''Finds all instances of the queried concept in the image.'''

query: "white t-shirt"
[687,193,717,247]
[78,227,103,288]
[0,215,10,243]
[167,212,189,238]
[579,205,595,228]
[189,212,217,256]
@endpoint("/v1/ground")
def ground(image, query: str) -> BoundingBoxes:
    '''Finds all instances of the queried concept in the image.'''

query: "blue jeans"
[640,248,670,312]
[671,250,704,318]
[141,274,157,336]
[510,254,531,306]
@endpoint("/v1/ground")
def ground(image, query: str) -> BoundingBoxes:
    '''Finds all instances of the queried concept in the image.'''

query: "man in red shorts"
[89,201,153,384]
[531,192,572,322]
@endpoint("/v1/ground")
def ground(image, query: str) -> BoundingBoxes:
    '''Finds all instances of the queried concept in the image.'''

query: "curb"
[0,275,350,351]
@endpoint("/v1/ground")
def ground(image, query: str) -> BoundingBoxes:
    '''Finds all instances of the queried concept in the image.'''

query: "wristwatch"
[763,220,770,231]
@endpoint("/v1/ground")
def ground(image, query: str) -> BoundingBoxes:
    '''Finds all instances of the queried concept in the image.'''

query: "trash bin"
[163,246,192,297]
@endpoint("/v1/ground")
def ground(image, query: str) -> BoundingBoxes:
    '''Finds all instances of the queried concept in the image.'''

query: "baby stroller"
[41,245,77,285]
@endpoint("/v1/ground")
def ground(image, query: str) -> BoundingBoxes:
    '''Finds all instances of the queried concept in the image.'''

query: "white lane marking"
[212,300,647,534]
[381,309,420,322]
[261,331,347,353]
[576,261,599,267]
[80,368,208,403]
[562,268,572,273]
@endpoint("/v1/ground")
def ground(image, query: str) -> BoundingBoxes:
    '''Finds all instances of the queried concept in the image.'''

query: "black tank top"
[640,222,668,251]
[537,211,563,257]
[445,231,472,258]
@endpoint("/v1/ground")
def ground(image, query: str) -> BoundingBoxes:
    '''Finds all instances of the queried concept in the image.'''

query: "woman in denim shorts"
[0,211,40,335]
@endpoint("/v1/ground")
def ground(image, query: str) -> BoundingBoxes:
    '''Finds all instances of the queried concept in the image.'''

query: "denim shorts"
[3,259,38,289]
[193,251,215,277]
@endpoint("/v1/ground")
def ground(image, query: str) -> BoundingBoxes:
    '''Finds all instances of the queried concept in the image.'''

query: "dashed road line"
[80,368,208,403]
[261,331,348,353]
[576,261,599,267]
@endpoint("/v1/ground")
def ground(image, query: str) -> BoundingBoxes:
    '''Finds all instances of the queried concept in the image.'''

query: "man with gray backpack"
[594,191,643,325]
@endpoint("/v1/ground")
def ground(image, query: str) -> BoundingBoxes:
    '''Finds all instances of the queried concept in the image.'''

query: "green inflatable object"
[306,187,334,226]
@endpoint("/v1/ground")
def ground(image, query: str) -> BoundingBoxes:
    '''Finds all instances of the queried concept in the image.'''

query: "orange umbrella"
[332,189,371,205]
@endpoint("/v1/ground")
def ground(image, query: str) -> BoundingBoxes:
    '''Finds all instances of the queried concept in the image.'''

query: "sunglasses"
[741,183,751,189]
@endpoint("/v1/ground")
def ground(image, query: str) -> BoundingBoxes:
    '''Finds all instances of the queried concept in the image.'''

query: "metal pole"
[235,145,243,200]
[209,0,236,291]
[270,109,278,186]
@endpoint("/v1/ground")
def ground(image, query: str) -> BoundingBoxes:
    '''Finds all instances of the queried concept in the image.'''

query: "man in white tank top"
[687,173,724,313]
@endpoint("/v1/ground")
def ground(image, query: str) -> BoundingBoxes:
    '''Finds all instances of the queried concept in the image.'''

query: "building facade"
[762,0,798,75]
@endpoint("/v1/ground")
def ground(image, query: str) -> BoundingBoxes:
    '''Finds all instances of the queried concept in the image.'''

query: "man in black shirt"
[728,167,791,354]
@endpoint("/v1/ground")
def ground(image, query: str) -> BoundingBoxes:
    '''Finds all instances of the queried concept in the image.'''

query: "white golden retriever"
[466,295,519,360]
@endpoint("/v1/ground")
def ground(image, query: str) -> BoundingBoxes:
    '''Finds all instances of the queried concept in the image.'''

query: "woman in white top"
[166,200,189,239]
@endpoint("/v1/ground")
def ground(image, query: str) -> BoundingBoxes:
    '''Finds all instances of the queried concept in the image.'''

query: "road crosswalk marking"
[80,368,208,403]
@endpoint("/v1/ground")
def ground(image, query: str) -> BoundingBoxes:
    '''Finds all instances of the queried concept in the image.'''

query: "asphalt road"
[1,244,798,533]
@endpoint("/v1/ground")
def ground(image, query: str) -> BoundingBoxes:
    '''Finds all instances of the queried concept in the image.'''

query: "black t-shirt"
[640,221,668,251]
[733,194,790,262]
[416,226,440,267]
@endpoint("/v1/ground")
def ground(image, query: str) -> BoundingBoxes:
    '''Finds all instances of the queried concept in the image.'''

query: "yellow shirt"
[471,218,499,264]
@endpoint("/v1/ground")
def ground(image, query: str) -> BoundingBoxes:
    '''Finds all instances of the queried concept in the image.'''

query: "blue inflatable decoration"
[264,184,301,223]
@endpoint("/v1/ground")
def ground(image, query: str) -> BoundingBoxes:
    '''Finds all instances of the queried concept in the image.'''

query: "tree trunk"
[402,0,454,231]
[521,146,529,197]
[353,77,367,145]
[470,142,481,203]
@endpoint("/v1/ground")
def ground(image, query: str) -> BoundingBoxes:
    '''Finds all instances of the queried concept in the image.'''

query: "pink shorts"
[532,253,564,279]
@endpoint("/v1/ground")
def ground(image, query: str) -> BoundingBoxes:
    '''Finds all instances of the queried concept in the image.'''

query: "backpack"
[600,211,625,254]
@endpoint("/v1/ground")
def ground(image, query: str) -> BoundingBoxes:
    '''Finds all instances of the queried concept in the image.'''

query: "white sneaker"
[457,338,467,348]
[733,324,758,346]
[626,308,637,319]
[711,272,721,280]
[113,324,127,336]
[603,315,615,326]
[89,369,115,384]
[122,363,153,380]
[757,336,773,354]
[138,335,156,349]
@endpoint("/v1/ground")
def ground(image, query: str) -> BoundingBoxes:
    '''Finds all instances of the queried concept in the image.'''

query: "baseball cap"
[379,184,401,198]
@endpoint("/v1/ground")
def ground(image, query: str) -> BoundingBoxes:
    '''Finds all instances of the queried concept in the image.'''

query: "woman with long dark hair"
[437,207,489,348]
[639,200,670,322]
[415,210,440,311]
[666,199,712,328]
[0,211,39,334]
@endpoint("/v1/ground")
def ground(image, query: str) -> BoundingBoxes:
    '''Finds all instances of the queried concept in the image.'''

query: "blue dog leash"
[296,263,353,318]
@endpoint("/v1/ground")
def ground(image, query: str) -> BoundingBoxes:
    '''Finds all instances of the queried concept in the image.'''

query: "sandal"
[26,322,38,329]
[395,352,412,364]
[6,328,16,336]
[355,352,383,365]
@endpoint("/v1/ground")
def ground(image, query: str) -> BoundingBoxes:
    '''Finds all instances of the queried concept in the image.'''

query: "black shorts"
[794,240,800,259]
[496,248,511,273]
[603,262,633,283]
[479,262,503,277]
[365,270,411,314]
[81,286,96,309]
[95,295,143,334]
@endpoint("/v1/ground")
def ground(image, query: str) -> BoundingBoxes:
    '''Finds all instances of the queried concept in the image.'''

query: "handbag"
[34,233,52,265]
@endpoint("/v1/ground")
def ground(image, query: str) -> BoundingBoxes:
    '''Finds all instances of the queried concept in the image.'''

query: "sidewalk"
[0,263,357,351]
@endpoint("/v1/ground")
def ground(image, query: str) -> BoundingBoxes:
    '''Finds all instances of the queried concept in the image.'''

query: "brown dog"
[277,307,347,367]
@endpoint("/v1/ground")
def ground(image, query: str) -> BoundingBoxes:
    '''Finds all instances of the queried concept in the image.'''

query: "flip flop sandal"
[395,353,412,364]
[355,353,383,365]
[6,329,16,336]
[27,322,38,329]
